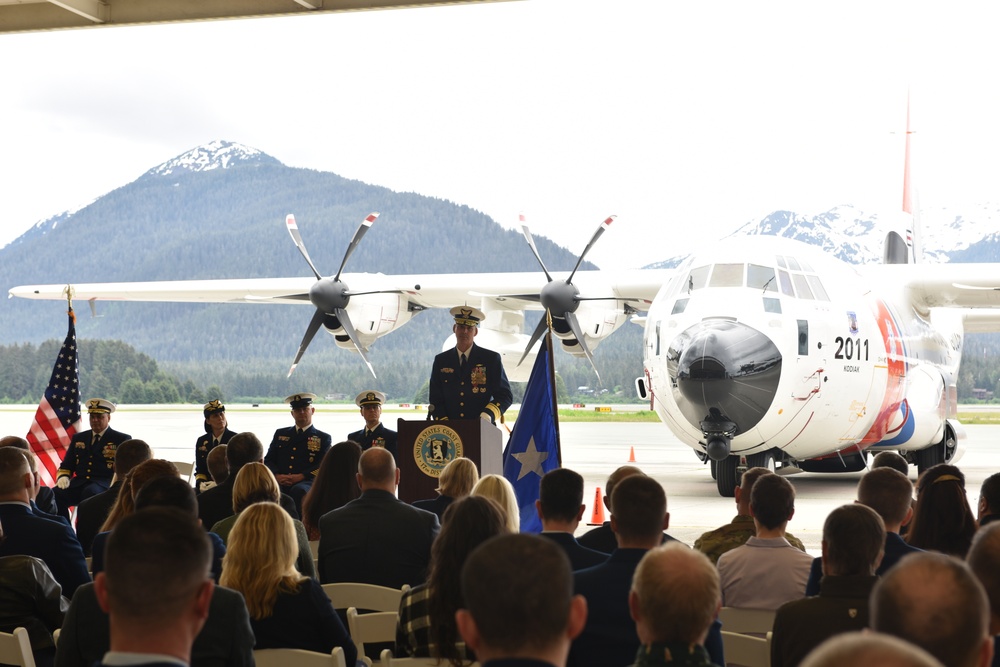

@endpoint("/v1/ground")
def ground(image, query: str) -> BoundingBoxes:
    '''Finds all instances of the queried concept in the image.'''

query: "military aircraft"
[12,139,1000,497]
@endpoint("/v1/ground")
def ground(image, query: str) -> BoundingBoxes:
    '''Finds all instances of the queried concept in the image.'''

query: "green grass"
[956,411,1000,425]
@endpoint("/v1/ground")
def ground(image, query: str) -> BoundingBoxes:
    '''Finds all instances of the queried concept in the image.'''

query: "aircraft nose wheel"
[716,456,740,497]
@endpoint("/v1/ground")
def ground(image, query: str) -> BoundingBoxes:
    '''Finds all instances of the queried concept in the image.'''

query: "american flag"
[26,309,82,487]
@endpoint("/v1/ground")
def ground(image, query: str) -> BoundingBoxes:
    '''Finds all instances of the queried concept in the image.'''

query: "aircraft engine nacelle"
[326,293,416,351]
[553,302,629,358]
[880,363,948,450]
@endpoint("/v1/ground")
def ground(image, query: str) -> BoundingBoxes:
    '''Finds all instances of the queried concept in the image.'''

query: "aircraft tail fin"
[883,90,922,265]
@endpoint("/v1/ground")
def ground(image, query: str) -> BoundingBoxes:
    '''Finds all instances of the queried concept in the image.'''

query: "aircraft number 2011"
[834,336,869,361]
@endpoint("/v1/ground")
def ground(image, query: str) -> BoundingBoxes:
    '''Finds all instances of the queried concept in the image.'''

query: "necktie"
[92,433,99,447]
[460,353,467,373]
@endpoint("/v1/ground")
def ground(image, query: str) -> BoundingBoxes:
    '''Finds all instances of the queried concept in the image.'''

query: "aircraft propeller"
[283,212,383,379]
[515,215,617,382]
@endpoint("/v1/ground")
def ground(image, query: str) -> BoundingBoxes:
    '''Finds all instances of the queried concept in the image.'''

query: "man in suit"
[75,439,152,556]
[92,507,216,667]
[804,466,922,595]
[318,447,439,588]
[198,432,298,530]
[577,466,681,554]
[347,390,398,461]
[536,468,608,571]
[194,400,236,493]
[569,474,724,667]
[457,534,587,667]
[265,393,331,514]
[428,306,512,424]
[54,398,132,519]
[0,435,62,519]
[0,447,90,598]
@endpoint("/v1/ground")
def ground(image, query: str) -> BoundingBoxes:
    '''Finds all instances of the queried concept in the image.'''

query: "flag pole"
[545,309,562,466]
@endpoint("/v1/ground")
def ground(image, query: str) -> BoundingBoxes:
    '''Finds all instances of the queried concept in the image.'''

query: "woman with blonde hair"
[471,473,519,532]
[211,462,316,578]
[413,456,479,520]
[220,502,356,662]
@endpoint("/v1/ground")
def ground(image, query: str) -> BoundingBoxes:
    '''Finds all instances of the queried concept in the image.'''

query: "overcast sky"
[3,1,1000,270]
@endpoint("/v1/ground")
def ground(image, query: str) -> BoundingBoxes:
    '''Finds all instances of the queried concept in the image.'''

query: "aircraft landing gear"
[915,425,958,474]
[717,456,742,497]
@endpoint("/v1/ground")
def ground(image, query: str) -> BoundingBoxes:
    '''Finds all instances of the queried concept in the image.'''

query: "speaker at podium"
[396,419,503,503]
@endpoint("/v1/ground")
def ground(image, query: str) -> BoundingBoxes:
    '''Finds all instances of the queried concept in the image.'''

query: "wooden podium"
[396,419,503,503]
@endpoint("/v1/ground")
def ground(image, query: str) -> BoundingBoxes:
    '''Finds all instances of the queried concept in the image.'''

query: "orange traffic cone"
[628,446,636,462]
[589,487,606,525]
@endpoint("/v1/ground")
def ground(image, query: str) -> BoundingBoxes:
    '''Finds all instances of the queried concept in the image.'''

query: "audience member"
[210,462,315,579]
[456,534,587,667]
[205,444,229,488]
[471,474,520,533]
[318,447,439,588]
[967,522,1000,667]
[570,474,723,667]
[301,440,362,540]
[978,472,1000,527]
[907,463,977,557]
[536,468,608,570]
[694,467,805,564]
[220,502,356,663]
[0,448,89,598]
[872,551,993,667]
[75,439,151,556]
[628,543,722,667]
[91,459,179,573]
[0,519,67,667]
[800,631,944,667]
[92,507,214,666]
[805,466,922,595]
[717,473,813,609]
[0,435,59,516]
[197,432,298,530]
[53,399,131,519]
[578,466,679,553]
[871,451,911,476]
[771,504,885,667]
[396,495,508,663]
[413,456,479,521]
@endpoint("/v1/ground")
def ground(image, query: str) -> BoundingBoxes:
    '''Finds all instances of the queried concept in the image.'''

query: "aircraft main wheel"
[916,426,957,474]
[749,451,775,473]
[717,456,738,497]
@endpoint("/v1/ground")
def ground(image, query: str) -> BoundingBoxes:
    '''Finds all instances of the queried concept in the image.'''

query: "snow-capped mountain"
[145,140,281,177]
[647,204,1000,268]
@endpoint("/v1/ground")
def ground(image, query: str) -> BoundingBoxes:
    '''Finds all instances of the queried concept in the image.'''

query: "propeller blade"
[335,307,377,379]
[334,212,379,282]
[287,309,326,377]
[342,289,405,297]
[565,311,601,384]
[517,316,549,368]
[521,222,553,283]
[468,291,542,302]
[574,295,650,304]
[567,215,616,284]
[285,214,323,281]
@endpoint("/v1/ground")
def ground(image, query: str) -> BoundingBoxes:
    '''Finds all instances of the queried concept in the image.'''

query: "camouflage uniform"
[693,515,806,565]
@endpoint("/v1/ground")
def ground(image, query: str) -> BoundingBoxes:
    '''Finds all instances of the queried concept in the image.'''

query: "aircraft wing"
[859,263,1000,311]
[8,269,670,309]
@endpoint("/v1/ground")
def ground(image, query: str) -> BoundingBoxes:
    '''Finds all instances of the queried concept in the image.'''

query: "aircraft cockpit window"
[763,297,782,313]
[785,256,803,271]
[792,273,814,299]
[709,263,744,287]
[671,298,689,315]
[807,275,829,301]
[777,269,794,296]
[747,264,778,292]
[798,258,814,272]
[777,256,788,269]
[687,265,711,292]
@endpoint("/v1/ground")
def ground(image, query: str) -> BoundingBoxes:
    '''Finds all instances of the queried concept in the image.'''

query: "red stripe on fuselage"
[859,299,908,446]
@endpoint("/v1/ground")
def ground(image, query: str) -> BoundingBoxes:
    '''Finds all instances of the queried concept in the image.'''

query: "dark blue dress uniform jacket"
[194,428,237,485]
[428,344,512,423]
[347,423,398,461]
[265,425,331,480]
[57,427,131,483]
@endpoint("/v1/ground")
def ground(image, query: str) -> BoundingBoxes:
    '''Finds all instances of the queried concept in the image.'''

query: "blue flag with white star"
[503,334,560,533]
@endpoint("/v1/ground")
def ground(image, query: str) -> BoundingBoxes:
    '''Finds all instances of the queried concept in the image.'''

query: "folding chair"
[323,583,408,613]
[0,627,36,667]
[347,608,398,667]
[253,647,347,667]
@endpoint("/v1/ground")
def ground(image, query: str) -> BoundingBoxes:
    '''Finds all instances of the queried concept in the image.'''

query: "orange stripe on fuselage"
[858,299,907,446]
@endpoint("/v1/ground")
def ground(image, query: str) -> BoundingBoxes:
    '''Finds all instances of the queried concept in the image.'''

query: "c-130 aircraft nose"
[669,319,782,447]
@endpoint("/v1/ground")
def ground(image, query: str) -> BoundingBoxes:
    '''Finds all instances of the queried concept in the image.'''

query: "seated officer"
[54,399,131,518]
[194,400,236,493]
[347,390,398,461]
[265,393,331,514]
